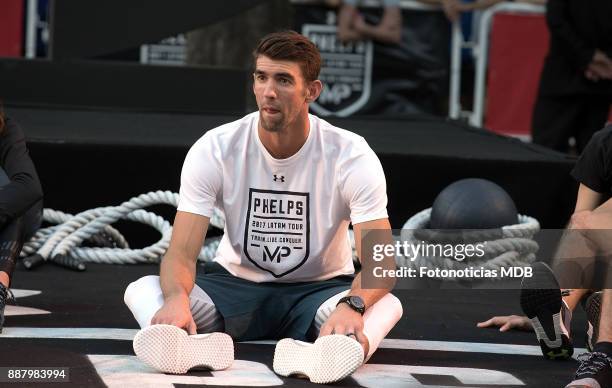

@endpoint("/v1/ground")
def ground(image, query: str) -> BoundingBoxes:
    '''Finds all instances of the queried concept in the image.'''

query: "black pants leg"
[0,219,24,279]
[0,167,42,281]
[575,96,612,153]
[532,93,611,154]
[532,94,583,153]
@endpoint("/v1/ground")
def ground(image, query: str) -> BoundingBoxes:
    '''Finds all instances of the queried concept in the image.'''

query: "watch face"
[350,296,365,310]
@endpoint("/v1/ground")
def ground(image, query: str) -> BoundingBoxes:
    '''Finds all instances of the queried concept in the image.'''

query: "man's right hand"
[151,294,197,335]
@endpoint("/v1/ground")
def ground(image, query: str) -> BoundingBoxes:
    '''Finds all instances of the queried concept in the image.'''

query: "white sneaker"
[273,334,364,384]
[133,324,234,374]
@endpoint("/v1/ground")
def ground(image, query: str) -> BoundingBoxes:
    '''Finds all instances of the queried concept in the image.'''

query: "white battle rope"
[21,193,537,275]
[20,191,225,267]
[397,208,540,280]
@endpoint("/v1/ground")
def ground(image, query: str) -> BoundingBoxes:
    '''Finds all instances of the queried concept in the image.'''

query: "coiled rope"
[21,194,536,275]
[20,191,225,271]
[396,208,540,280]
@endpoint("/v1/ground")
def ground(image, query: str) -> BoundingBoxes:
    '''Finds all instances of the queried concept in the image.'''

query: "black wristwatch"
[336,296,366,315]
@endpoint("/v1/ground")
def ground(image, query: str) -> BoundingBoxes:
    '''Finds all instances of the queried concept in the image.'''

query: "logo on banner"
[140,34,187,66]
[302,24,373,117]
[244,189,310,277]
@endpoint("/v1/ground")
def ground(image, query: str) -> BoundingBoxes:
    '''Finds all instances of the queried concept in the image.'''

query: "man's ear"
[306,80,323,103]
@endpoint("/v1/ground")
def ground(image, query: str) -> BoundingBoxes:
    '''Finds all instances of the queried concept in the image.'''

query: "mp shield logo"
[244,189,310,278]
[302,24,373,117]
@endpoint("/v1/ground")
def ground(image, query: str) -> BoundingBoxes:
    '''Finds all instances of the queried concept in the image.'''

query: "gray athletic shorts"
[195,261,352,341]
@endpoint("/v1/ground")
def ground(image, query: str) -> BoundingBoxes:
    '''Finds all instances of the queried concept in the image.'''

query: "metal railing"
[25,0,38,58]
[449,2,545,127]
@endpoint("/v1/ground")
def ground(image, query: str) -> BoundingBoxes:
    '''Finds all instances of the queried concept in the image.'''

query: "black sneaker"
[565,352,612,388]
[520,262,573,360]
[585,291,602,353]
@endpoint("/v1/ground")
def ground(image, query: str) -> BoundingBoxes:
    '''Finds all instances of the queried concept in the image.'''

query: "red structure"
[0,0,24,57]
[485,12,549,138]
[485,12,612,137]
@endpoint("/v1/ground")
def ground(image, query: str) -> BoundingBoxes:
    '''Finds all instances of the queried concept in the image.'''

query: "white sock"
[314,291,403,361]
[124,275,223,333]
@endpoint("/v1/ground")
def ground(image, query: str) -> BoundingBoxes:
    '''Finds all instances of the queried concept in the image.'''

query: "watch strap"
[336,296,365,315]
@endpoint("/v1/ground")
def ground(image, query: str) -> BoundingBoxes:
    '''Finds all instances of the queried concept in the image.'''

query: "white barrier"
[448,2,545,128]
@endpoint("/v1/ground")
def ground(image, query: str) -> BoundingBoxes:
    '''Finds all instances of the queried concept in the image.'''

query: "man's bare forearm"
[159,250,197,301]
[158,211,209,302]
[351,218,396,309]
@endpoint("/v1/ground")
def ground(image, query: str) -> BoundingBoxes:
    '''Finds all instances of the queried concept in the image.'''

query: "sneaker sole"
[273,334,364,384]
[520,262,573,360]
[133,324,233,374]
[585,291,602,352]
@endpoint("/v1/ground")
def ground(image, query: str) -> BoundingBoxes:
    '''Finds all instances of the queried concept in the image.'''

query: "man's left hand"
[318,303,368,355]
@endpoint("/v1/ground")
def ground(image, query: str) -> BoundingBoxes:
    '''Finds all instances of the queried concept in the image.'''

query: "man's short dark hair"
[253,30,321,83]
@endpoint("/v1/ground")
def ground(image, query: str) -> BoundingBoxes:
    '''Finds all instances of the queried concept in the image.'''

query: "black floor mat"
[3,262,588,387]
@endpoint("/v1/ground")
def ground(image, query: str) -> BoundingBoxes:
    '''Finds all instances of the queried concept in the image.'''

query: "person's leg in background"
[521,209,605,359]
[574,96,612,154]
[563,208,612,387]
[594,289,612,351]
[0,166,28,332]
[532,94,582,153]
[0,167,14,288]
[0,217,25,333]
[0,219,22,289]
[0,162,42,286]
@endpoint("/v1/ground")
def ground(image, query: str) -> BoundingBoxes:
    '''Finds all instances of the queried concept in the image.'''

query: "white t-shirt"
[178,112,388,283]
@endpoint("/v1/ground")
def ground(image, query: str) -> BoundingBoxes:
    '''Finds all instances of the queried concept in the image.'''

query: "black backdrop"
[48,0,267,60]
[0,59,247,114]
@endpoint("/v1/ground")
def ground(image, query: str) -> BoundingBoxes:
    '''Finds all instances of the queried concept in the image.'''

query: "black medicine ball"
[430,178,518,229]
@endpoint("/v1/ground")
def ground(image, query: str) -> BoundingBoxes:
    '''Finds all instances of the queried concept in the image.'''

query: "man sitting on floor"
[124,30,402,384]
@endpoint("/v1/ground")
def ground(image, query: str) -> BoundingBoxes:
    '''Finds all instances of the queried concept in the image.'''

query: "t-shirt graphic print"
[244,189,310,277]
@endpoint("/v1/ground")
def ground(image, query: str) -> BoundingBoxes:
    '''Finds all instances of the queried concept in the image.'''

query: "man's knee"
[124,275,165,329]
[361,294,403,361]
[124,275,161,306]
[363,293,403,334]
[376,293,403,322]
